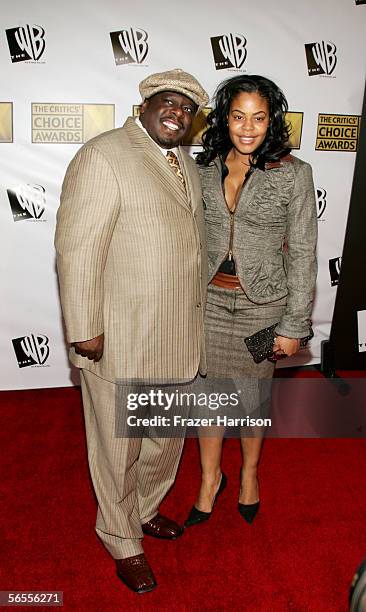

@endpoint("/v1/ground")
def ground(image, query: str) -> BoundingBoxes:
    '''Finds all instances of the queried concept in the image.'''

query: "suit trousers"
[80,369,190,559]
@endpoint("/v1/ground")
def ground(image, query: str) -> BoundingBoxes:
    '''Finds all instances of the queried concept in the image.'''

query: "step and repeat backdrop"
[1,0,366,390]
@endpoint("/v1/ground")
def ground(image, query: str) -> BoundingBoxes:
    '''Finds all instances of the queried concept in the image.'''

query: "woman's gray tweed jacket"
[199,154,318,339]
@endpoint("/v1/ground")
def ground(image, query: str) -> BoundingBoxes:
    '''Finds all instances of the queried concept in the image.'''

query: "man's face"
[139,91,197,148]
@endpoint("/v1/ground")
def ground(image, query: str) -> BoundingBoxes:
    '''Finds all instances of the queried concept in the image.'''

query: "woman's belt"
[211,272,242,290]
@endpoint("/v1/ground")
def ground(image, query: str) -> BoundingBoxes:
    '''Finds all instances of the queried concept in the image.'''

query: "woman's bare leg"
[194,432,224,512]
[239,437,262,504]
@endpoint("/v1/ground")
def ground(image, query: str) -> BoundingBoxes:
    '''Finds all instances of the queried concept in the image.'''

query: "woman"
[185,74,317,526]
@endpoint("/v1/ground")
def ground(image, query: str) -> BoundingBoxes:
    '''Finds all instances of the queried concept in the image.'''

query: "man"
[55,69,208,593]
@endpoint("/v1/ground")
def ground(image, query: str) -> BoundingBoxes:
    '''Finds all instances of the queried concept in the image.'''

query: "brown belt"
[211,272,242,290]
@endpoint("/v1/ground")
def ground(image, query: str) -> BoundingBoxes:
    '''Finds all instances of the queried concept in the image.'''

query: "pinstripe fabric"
[81,370,186,559]
[55,118,208,559]
[55,117,207,383]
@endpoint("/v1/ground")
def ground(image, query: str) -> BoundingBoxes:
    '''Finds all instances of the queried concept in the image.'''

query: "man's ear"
[140,100,148,115]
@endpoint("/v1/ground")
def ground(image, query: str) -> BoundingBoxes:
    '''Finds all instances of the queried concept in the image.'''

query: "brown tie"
[166,150,186,190]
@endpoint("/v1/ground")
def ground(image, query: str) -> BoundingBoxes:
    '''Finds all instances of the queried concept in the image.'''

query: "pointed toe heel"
[238,500,260,524]
[184,505,211,527]
[184,472,227,528]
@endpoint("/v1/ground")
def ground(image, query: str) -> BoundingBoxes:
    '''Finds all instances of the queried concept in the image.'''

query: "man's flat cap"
[139,68,208,111]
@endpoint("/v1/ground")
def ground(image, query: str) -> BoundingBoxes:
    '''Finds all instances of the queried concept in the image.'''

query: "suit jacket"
[55,117,207,383]
[199,155,317,339]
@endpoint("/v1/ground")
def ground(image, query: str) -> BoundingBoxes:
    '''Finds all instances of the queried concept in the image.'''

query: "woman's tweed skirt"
[194,284,287,434]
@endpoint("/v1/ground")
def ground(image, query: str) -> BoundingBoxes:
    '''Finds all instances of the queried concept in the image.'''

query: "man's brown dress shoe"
[141,513,183,539]
[116,553,156,593]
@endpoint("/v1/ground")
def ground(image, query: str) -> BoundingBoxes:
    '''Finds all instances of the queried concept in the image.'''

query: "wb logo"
[6,25,45,63]
[210,33,247,70]
[12,334,50,368]
[110,28,148,66]
[305,41,337,76]
[7,184,46,222]
[316,188,327,220]
[329,257,342,287]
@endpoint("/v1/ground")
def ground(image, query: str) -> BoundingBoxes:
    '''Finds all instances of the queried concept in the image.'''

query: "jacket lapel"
[177,148,197,211]
[124,117,189,211]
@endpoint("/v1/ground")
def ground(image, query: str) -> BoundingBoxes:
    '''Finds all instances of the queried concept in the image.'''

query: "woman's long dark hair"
[196,74,291,167]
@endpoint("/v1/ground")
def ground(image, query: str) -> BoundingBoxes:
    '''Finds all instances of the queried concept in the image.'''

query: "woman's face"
[227,91,270,156]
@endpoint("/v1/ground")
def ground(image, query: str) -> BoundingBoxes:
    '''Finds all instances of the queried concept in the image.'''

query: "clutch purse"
[244,323,314,364]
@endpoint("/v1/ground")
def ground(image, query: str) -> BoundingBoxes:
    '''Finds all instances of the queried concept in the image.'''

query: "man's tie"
[166,150,186,190]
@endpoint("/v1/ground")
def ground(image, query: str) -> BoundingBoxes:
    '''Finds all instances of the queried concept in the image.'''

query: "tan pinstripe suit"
[55,117,207,558]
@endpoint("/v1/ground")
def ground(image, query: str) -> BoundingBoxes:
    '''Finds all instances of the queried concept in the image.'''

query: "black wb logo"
[316,188,327,220]
[7,184,46,222]
[110,28,148,65]
[305,41,337,76]
[210,33,247,70]
[329,257,342,287]
[12,334,50,368]
[6,24,45,63]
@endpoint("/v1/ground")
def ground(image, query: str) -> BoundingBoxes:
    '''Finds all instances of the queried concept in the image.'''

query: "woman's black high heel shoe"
[238,500,260,524]
[184,472,227,528]
[238,468,259,524]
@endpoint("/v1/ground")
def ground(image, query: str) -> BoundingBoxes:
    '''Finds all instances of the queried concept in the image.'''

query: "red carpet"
[1,380,366,611]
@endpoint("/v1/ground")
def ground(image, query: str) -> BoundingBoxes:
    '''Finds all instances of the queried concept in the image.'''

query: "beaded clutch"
[244,324,314,364]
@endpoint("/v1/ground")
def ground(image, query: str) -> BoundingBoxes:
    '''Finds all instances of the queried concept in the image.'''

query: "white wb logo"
[211,33,247,70]
[21,335,49,364]
[305,41,337,76]
[15,25,45,60]
[316,188,327,220]
[7,184,46,221]
[6,24,45,63]
[110,28,148,65]
[12,334,50,368]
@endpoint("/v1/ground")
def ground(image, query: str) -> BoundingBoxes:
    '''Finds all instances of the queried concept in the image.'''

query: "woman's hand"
[273,335,300,358]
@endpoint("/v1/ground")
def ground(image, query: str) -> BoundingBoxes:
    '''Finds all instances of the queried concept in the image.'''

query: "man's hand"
[273,335,300,358]
[72,334,104,362]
